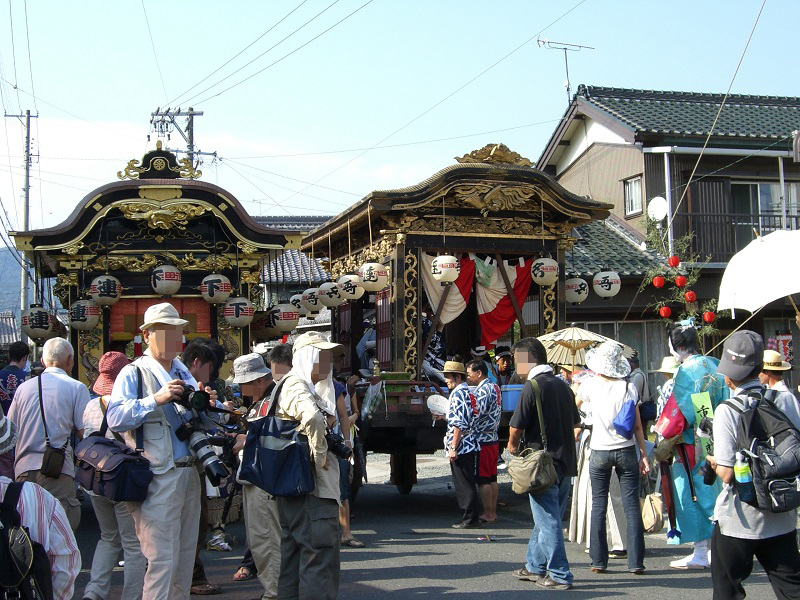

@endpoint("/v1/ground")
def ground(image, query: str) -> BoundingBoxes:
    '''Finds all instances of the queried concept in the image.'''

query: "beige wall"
[556,143,647,234]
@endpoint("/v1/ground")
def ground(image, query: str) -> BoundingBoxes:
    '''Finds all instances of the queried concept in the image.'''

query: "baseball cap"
[716,330,764,381]
[292,331,343,354]
[233,353,272,384]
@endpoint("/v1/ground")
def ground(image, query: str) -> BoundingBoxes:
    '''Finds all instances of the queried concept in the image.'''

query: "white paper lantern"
[290,293,308,316]
[318,282,343,307]
[359,262,389,292]
[199,274,232,304]
[69,300,100,331]
[592,271,622,299]
[337,274,365,300]
[251,311,279,341]
[531,257,559,286]
[565,278,589,304]
[90,275,122,305]
[151,264,181,296]
[301,288,321,314]
[271,303,300,333]
[431,255,460,285]
[21,304,53,340]
[49,318,67,340]
[223,297,255,327]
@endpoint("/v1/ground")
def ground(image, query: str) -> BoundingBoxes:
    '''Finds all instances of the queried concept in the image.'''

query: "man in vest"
[107,303,219,600]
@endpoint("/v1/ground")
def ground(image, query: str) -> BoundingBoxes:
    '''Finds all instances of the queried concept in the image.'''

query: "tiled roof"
[578,85,800,140]
[262,249,329,285]
[569,217,661,278]
[253,216,330,232]
[0,310,19,347]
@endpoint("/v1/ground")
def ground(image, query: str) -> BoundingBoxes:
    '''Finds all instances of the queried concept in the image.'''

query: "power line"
[190,0,375,106]
[22,0,36,113]
[0,76,96,124]
[279,0,591,204]
[141,0,168,101]
[219,161,295,217]
[6,0,22,111]
[168,0,309,106]
[222,158,359,197]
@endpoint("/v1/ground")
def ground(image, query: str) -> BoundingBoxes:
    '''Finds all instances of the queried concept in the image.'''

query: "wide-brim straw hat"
[585,340,631,379]
[763,349,792,371]
[93,351,130,396]
[140,302,189,331]
[292,331,343,354]
[441,360,467,375]
[655,356,680,375]
[0,406,17,455]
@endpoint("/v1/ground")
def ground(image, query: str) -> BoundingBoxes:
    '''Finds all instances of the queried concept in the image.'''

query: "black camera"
[175,422,230,487]
[325,430,352,461]
[175,385,211,413]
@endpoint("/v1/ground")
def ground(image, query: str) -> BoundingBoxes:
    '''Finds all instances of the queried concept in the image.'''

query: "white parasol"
[538,326,635,372]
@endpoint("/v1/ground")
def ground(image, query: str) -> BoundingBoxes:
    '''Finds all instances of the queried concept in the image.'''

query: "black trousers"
[711,522,800,600]
[450,451,482,524]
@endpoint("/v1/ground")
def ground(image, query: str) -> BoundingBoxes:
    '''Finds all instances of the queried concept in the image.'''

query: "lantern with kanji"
[69,299,100,331]
[21,303,53,340]
[531,257,559,286]
[151,264,182,296]
[431,255,460,286]
[290,293,308,316]
[565,278,589,304]
[337,274,365,300]
[358,263,389,292]
[318,282,343,307]
[250,311,274,341]
[199,274,232,304]
[592,270,621,299]
[223,297,255,327]
[90,275,122,305]
[301,288,321,314]
[271,303,300,333]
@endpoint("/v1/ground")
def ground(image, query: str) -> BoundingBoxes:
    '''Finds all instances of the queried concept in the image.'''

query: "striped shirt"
[0,476,80,600]
[474,378,501,445]
[445,382,479,455]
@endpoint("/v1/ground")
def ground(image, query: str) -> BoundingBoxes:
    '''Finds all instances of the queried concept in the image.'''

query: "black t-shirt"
[509,372,580,478]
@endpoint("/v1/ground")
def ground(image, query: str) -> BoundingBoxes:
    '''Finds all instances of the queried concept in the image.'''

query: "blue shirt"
[445,382,479,455]
[0,365,28,414]
[474,378,501,445]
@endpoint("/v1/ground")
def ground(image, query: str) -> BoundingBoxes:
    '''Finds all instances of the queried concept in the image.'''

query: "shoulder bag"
[36,375,68,479]
[641,474,664,533]
[73,367,153,502]
[508,379,558,495]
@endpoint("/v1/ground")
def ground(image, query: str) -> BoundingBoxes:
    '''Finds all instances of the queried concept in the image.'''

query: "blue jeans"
[526,475,573,585]
[589,447,645,571]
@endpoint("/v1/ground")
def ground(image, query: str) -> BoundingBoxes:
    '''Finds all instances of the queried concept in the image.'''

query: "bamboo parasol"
[538,326,636,372]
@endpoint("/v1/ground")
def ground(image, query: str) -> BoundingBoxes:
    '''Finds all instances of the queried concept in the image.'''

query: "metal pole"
[187,107,195,166]
[664,151,674,255]
[21,110,31,342]
[778,156,787,230]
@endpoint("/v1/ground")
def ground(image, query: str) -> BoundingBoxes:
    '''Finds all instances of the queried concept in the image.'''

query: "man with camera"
[107,303,219,600]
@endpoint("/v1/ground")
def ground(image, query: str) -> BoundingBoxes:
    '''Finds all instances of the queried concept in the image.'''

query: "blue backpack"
[613,380,637,440]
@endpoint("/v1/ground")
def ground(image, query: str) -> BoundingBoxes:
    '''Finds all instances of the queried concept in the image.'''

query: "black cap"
[716,330,764,380]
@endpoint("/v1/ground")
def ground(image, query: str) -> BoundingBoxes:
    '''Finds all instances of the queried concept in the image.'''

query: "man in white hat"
[107,302,219,600]
[759,349,793,394]
[0,404,81,599]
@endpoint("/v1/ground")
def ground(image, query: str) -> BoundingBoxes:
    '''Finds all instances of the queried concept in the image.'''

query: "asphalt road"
[72,455,783,599]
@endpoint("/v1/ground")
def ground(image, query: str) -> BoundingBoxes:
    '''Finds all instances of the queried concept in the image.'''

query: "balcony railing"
[672,210,800,263]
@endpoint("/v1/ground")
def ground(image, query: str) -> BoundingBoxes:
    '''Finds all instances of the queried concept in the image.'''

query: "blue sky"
[0,0,796,235]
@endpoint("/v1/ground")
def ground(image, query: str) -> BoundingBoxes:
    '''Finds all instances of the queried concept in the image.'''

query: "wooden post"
[495,254,529,337]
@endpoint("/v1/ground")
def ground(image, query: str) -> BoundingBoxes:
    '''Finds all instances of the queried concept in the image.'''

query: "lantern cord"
[235,243,241,294]
[602,219,608,269]
[367,200,373,249]
[328,232,333,280]
[212,223,217,272]
[540,201,546,253]
[278,249,286,302]
[442,197,446,247]
[347,218,352,261]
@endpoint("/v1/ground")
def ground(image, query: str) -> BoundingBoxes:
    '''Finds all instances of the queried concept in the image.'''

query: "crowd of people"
[1,301,800,599]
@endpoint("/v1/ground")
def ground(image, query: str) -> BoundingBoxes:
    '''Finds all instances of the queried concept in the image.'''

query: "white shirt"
[8,367,91,478]
[0,476,81,600]
[577,376,638,451]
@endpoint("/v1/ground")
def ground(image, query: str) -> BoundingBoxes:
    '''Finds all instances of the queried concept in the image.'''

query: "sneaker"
[537,576,573,590]
[669,551,709,570]
[207,532,232,552]
[630,568,645,575]
[512,567,543,582]
[609,550,628,559]
[451,520,480,529]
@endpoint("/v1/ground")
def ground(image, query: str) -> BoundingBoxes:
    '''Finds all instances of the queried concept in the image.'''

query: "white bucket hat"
[140,302,189,331]
[233,353,272,384]
[585,340,631,379]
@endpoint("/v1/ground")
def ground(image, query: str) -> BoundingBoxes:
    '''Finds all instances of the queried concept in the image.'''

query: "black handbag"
[36,375,67,479]
[73,367,153,502]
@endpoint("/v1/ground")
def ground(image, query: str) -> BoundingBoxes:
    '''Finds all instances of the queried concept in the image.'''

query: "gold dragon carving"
[403,250,418,377]
[455,143,534,167]
[541,286,557,334]
[119,203,208,230]
[90,252,232,273]
[329,236,398,279]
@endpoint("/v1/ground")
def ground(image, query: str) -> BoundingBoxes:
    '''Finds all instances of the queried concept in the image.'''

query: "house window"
[624,176,643,216]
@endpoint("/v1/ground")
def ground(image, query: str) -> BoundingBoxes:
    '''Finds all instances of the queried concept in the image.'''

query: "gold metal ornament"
[403,250,418,377]
[454,143,534,166]
[119,202,208,230]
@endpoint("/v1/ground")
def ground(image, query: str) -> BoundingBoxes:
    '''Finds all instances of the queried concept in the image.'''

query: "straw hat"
[655,356,680,375]
[292,331,343,354]
[93,351,130,396]
[585,340,631,379]
[140,302,189,331]
[441,360,467,375]
[763,349,791,371]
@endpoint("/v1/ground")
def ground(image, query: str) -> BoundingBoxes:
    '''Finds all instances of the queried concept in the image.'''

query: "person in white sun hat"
[758,349,792,393]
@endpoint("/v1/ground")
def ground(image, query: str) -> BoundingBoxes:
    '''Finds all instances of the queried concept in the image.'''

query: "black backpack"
[723,388,800,513]
[0,482,54,600]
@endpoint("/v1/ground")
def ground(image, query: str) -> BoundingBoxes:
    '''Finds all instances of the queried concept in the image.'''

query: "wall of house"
[555,118,628,175]
[556,143,646,233]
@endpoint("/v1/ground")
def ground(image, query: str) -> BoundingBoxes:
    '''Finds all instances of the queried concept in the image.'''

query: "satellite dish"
[647,196,668,221]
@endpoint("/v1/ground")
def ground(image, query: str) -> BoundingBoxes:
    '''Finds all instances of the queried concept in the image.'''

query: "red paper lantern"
[675,275,687,288]
[652,275,665,289]
[668,256,680,268]
[659,306,672,318]
[703,311,716,323]
[684,290,697,303]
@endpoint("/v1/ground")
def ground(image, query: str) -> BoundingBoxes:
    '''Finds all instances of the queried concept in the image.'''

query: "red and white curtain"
[420,253,475,325]
[475,257,532,348]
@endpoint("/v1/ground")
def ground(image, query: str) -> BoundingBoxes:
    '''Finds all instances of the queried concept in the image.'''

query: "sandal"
[232,567,255,582]
[341,538,366,548]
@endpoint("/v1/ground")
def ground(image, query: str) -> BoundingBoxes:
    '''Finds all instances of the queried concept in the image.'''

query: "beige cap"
[292,331,343,354]
[655,356,680,375]
[140,302,189,331]
[763,349,791,371]
[441,360,466,375]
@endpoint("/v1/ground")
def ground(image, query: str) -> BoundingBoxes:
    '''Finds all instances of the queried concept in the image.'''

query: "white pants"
[84,495,146,600]
[243,484,281,600]
[127,466,201,600]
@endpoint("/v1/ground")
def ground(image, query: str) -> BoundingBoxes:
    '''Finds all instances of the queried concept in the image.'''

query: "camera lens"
[187,430,229,487]
[180,386,211,412]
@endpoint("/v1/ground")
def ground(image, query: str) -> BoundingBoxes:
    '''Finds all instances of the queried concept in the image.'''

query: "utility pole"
[537,39,595,105]
[5,109,37,342]
[150,107,216,165]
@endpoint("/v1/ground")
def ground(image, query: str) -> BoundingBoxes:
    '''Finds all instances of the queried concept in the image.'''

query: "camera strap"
[266,377,290,418]
[134,366,145,453]
[36,374,68,451]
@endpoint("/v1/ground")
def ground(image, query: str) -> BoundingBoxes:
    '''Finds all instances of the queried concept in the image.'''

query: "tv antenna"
[537,38,595,105]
